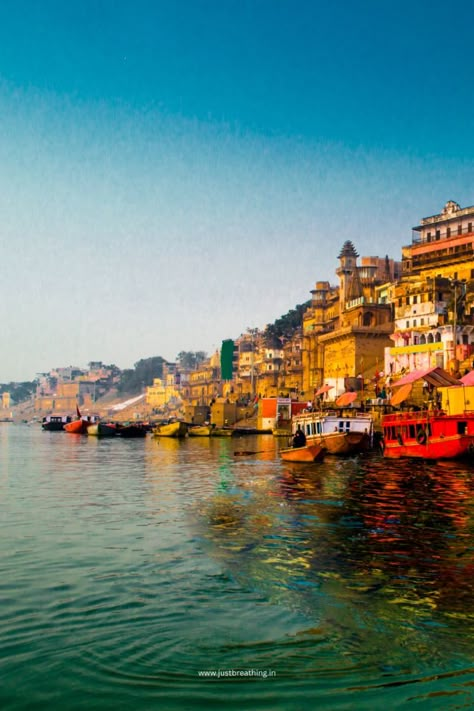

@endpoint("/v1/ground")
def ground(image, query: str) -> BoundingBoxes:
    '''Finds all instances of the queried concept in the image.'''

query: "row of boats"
[41,366,474,462]
[286,366,474,462]
[41,413,242,439]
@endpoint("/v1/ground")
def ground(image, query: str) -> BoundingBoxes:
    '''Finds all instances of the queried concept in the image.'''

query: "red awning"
[393,367,460,388]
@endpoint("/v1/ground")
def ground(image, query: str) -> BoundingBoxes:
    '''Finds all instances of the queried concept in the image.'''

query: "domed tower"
[336,240,359,316]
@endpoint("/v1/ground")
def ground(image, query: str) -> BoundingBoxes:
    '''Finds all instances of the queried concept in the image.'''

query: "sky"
[0,0,473,382]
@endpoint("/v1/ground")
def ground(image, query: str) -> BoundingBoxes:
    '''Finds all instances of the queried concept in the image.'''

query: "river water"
[1,424,474,710]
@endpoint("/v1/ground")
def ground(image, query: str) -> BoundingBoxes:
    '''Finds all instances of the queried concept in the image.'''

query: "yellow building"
[302,242,398,399]
[146,376,182,411]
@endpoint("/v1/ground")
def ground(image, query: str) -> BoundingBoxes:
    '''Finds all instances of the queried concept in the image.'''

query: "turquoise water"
[1,425,474,709]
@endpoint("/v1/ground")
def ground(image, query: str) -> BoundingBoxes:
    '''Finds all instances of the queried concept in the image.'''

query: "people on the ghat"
[293,425,306,448]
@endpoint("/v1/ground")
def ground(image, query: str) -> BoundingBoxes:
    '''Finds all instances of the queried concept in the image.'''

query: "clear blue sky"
[1,0,473,382]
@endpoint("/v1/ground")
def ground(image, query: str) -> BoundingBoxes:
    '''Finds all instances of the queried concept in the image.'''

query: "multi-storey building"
[385,200,474,378]
[302,242,399,398]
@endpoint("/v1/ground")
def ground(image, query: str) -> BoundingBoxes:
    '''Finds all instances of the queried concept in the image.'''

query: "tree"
[117,356,166,394]
[264,301,310,346]
[176,351,207,370]
[0,381,37,404]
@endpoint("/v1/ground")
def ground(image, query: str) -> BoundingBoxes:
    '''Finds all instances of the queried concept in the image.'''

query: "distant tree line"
[0,381,37,404]
[117,357,166,394]
[264,301,311,346]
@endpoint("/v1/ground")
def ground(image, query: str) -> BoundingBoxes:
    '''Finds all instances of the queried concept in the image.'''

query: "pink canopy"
[461,370,474,385]
[393,367,460,388]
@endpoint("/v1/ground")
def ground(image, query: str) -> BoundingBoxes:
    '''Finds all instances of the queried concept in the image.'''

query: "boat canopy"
[393,367,460,388]
[460,370,474,385]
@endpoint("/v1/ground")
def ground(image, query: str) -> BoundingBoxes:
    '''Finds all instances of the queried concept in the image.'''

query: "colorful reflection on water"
[2,426,474,709]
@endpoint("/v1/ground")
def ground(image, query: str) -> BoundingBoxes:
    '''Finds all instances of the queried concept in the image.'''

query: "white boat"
[291,411,373,455]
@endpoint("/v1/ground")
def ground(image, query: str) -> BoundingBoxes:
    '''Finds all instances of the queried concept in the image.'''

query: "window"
[406,296,410,305]
[468,222,473,233]
[413,295,418,304]
[413,320,417,327]
[420,318,424,325]
[398,298,402,307]
[436,230,441,239]
[427,232,432,241]
[458,224,462,235]
[406,321,410,328]
[447,227,451,237]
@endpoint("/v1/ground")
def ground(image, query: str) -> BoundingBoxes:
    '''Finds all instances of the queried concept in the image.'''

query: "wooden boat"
[87,422,117,437]
[64,415,99,434]
[381,409,474,459]
[116,423,147,438]
[211,427,234,437]
[188,425,212,436]
[280,443,325,462]
[152,421,188,438]
[41,414,73,431]
[291,411,373,455]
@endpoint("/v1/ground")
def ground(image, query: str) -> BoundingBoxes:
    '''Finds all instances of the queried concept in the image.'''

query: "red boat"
[381,409,474,459]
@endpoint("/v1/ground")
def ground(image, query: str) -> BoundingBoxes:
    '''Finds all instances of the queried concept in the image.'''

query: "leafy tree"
[264,301,310,346]
[117,356,166,394]
[0,381,37,404]
[176,351,207,369]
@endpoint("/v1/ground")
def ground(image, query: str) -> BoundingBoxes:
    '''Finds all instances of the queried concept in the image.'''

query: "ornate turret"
[336,241,359,314]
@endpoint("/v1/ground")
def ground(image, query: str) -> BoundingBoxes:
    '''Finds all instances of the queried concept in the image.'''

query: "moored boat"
[64,415,99,434]
[210,427,234,437]
[188,425,213,436]
[116,423,147,438]
[381,366,474,459]
[41,414,73,431]
[152,421,188,438]
[291,411,373,455]
[87,422,117,437]
[280,443,325,463]
[381,409,474,459]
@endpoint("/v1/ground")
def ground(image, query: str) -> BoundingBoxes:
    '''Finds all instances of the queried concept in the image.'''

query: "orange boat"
[280,443,325,463]
[64,406,99,434]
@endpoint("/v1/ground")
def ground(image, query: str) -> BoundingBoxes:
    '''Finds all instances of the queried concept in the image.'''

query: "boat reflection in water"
[196,451,474,673]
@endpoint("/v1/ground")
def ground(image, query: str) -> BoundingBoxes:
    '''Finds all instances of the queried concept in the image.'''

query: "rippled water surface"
[2,424,474,709]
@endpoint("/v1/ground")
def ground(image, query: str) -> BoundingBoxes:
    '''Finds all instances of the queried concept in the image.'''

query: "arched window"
[363,312,372,327]
[420,335,426,344]
[435,332,441,343]
[427,333,434,344]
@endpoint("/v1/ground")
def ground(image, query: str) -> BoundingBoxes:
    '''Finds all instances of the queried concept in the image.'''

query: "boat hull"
[211,427,234,437]
[382,434,474,459]
[64,419,91,434]
[188,425,212,436]
[280,444,325,462]
[87,423,117,437]
[382,410,474,460]
[152,421,188,438]
[42,415,72,431]
[116,424,147,438]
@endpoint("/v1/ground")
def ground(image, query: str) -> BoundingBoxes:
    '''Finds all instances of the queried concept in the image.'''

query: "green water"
[1,425,474,709]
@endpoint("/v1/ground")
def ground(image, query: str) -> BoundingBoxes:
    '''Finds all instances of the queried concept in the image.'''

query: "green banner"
[220,339,235,380]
